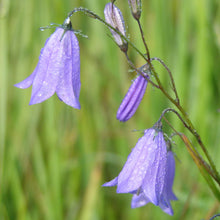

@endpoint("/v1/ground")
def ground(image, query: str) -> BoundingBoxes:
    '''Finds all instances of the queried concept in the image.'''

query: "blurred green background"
[1,0,220,219]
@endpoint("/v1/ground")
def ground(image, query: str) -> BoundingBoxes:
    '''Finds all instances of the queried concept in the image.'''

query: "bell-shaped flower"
[104,2,128,52]
[14,17,81,109]
[117,64,150,122]
[131,150,177,215]
[103,126,177,215]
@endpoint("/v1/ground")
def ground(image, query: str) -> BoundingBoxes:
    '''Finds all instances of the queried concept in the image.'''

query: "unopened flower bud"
[104,3,128,52]
[128,0,142,20]
[116,63,150,122]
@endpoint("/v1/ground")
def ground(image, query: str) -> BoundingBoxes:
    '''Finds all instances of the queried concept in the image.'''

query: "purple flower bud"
[104,3,128,52]
[117,64,150,122]
[14,18,81,109]
[128,0,142,20]
[103,127,177,215]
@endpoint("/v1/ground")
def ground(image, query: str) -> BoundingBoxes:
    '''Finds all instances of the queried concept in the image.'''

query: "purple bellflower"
[131,150,177,215]
[14,17,81,109]
[117,64,150,122]
[103,125,177,215]
[104,2,128,52]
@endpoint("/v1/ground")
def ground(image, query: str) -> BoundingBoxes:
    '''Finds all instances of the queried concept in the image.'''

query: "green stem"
[124,53,160,89]
[137,19,220,184]
[161,90,220,185]
[150,57,180,104]
[174,104,220,184]
[68,7,146,60]
[67,6,220,186]
[167,119,219,187]
[136,19,151,61]
[135,20,220,185]
[181,134,220,199]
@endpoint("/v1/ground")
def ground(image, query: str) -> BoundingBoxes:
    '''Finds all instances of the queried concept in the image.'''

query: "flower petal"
[56,30,81,109]
[116,129,156,193]
[14,66,38,89]
[29,28,64,105]
[165,151,178,201]
[14,40,50,89]
[131,192,150,208]
[156,151,177,215]
[142,131,167,205]
[102,177,118,187]
[158,200,174,216]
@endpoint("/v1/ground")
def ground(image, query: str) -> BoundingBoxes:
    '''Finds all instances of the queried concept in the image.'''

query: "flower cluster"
[15,0,178,216]
[103,4,177,213]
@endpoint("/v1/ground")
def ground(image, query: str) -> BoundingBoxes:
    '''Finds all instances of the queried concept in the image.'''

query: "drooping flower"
[104,2,128,52]
[117,63,150,122]
[131,150,177,215]
[128,0,142,20]
[103,125,177,215]
[14,17,81,109]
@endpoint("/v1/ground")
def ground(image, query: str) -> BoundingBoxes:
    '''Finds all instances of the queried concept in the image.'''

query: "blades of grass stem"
[0,13,8,200]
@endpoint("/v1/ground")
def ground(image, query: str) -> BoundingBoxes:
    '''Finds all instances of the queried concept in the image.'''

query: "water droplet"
[43,81,48,86]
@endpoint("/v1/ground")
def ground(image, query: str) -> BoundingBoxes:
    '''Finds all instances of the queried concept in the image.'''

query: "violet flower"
[14,17,81,109]
[103,126,177,215]
[117,64,150,122]
[131,150,177,215]
[104,2,128,52]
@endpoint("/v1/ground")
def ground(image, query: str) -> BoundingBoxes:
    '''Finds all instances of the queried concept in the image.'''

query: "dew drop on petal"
[43,81,48,86]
